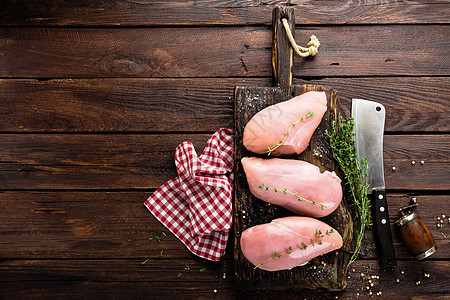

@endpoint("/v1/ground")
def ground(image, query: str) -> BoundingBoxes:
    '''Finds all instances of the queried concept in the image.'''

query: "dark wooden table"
[1,1,449,299]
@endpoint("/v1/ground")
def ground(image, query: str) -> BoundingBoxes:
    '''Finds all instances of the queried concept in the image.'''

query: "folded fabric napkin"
[144,128,234,261]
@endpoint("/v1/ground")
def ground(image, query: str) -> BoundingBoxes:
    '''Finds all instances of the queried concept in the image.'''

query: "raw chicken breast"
[243,91,327,156]
[241,157,342,217]
[240,216,343,271]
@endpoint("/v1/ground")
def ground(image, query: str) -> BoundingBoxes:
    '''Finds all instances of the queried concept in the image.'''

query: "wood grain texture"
[0,258,232,283]
[0,77,448,133]
[0,192,448,260]
[0,134,209,190]
[0,134,448,190]
[0,78,236,132]
[1,26,448,78]
[0,191,187,259]
[0,259,448,300]
[0,2,449,298]
[1,0,449,26]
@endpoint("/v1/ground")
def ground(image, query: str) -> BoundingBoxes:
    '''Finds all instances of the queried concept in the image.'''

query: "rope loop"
[281,18,320,58]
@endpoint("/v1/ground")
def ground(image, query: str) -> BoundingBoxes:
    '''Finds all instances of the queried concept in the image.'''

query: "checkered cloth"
[144,128,234,261]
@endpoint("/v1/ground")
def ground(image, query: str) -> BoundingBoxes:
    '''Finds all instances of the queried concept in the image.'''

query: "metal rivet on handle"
[380,206,385,212]
[378,194,384,200]
[382,219,387,224]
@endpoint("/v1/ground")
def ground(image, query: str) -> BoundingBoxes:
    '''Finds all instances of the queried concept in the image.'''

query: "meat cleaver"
[352,99,397,270]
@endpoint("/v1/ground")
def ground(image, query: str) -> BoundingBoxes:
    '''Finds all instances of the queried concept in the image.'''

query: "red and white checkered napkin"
[144,128,234,261]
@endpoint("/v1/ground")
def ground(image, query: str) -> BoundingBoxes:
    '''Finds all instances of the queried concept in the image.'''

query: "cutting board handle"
[272,7,294,95]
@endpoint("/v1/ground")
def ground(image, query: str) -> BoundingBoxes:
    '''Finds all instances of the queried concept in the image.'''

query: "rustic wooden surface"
[0,1,449,299]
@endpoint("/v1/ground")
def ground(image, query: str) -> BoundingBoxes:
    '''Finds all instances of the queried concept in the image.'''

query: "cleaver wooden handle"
[372,188,397,270]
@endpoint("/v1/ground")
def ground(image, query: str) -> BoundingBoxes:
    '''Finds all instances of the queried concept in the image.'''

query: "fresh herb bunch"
[324,116,372,264]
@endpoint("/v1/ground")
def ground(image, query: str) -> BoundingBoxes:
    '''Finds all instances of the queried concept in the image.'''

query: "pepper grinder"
[395,197,436,260]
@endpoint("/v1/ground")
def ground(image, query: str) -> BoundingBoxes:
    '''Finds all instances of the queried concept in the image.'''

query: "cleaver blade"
[352,98,397,270]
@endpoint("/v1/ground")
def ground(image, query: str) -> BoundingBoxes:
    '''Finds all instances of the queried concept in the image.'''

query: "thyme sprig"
[254,229,335,269]
[267,111,314,156]
[258,184,327,210]
[324,116,372,265]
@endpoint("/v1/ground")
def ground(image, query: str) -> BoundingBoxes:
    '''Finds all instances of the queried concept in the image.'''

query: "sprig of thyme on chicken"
[267,111,314,156]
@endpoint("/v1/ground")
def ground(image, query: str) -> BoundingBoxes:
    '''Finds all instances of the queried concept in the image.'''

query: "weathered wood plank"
[0,192,448,260]
[0,259,448,299]
[1,0,449,26]
[0,191,193,259]
[0,78,236,132]
[0,280,234,300]
[0,134,448,190]
[0,258,231,283]
[0,134,210,190]
[1,26,448,78]
[0,77,448,133]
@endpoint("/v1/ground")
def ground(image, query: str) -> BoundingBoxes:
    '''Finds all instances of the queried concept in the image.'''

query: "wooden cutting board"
[233,7,354,291]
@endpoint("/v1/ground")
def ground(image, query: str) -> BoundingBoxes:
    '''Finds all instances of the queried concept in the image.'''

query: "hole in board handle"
[376,106,382,112]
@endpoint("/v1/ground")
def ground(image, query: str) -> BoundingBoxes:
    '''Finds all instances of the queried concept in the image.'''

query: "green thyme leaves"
[254,229,336,270]
[324,116,372,265]
[258,184,327,210]
[267,111,314,156]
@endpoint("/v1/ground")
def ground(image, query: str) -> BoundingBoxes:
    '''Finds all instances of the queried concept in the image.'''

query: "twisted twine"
[281,18,320,57]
